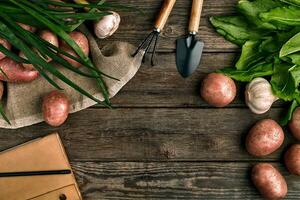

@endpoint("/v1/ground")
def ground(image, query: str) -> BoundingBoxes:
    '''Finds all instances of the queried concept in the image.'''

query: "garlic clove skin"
[94,11,121,39]
[245,77,279,114]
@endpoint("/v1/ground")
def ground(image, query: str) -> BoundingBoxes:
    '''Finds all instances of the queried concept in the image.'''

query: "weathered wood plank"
[72,161,300,199]
[94,52,286,108]
[100,0,239,52]
[0,108,295,162]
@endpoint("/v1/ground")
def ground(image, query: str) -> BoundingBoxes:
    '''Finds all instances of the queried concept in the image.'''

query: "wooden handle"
[188,0,204,33]
[154,0,176,31]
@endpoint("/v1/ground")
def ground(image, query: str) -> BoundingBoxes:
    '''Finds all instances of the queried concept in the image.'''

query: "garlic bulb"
[245,77,278,114]
[94,11,120,39]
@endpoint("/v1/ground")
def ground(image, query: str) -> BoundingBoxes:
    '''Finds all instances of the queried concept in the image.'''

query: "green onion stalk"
[0,0,127,124]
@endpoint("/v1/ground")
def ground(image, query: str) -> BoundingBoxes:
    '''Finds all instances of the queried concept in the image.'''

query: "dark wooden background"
[1,0,300,199]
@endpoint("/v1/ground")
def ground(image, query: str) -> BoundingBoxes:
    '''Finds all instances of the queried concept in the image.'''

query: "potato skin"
[246,119,284,157]
[0,58,39,83]
[19,30,58,70]
[284,144,300,175]
[39,30,59,48]
[252,163,287,200]
[200,73,236,107]
[0,38,11,60]
[59,31,89,68]
[42,91,69,127]
[59,46,82,68]
[289,108,300,140]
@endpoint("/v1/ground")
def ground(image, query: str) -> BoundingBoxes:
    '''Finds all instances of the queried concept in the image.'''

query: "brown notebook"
[0,133,82,200]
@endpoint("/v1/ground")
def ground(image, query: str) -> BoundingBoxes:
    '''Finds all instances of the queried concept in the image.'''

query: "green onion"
[0,0,134,123]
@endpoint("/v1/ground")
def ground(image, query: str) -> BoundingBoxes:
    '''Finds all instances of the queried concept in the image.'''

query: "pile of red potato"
[201,73,300,199]
[0,6,121,127]
[0,23,90,127]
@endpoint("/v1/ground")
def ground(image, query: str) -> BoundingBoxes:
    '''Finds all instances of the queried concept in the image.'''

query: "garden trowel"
[176,0,204,78]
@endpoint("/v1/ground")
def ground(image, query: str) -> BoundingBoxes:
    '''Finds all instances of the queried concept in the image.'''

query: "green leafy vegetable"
[237,0,288,30]
[283,52,300,66]
[280,0,300,6]
[209,16,263,46]
[219,62,273,82]
[270,63,300,101]
[280,100,298,126]
[280,31,300,57]
[236,40,265,70]
[260,6,300,26]
[259,27,300,53]
[210,0,300,125]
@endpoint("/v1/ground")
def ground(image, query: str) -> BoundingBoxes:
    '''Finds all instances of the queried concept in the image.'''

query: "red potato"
[42,91,70,127]
[17,23,36,33]
[19,31,58,70]
[39,30,59,48]
[0,58,39,83]
[59,31,89,68]
[200,73,236,107]
[59,46,82,68]
[0,38,11,60]
[246,119,284,157]
[39,30,60,62]
[289,108,300,140]
[19,51,51,71]
[284,144,300,175]
[252,163,287,200]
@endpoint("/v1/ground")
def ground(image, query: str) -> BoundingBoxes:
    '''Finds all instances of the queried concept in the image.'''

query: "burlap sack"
[0,26,143,129]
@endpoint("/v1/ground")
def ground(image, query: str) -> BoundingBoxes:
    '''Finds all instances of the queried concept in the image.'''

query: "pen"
[0,169,71,177]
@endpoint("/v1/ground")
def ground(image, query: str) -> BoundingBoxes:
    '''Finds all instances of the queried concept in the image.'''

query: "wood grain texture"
[72,162,300,200]
[100,0,239,52]
[105,52,239,107]
[0,0,298,199]
[0,108,295,162]
[93,52,286,108]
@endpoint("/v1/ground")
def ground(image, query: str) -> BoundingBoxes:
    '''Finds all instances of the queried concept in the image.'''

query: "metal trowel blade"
[176,35,204,78]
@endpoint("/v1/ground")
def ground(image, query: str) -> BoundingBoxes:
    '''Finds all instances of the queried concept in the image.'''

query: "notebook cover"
[0,133,82,200]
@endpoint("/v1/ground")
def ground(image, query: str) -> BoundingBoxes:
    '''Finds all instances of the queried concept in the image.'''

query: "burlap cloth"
[0,26,143,129]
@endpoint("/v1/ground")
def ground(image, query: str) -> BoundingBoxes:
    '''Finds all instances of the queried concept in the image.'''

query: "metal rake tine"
[142,33,156,63]
[132,31,154,57]
[150,33,160,66]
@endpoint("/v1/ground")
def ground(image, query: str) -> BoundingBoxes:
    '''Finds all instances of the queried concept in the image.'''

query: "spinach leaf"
[260,6,300,26]
[259,27,300,53]
[283,52,300,65]
[236,40,265,70]
[210,0,300,125]
[237,0,289,30]
[270,63,300,101]
[219,61,273,82]
[259,37,279,53]
[280,100,298,126]
[280,31,300,57]
[280,0,300,6]
[209,16,263,46]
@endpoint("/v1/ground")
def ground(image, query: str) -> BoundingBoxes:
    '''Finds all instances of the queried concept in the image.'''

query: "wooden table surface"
[1,0,300,199]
